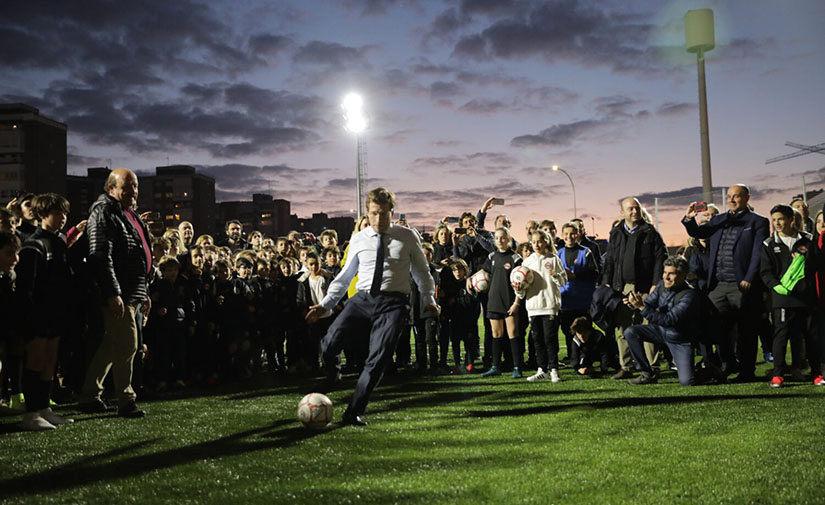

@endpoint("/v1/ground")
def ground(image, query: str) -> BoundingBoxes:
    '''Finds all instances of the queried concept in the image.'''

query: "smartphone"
[399,213,406,221]
[446,216,460,224]
[148,211,162,221]
[492,198,505,206]
[694,201,708,213]
[454,227,467,235]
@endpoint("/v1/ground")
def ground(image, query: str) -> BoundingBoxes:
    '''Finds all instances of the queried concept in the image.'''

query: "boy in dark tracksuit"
[14,193,74,430]
[569,316,608,375]
[149,256,195,388]
[439,258,478,372]
[211,259,251,379]
[760,204,817,387]
[412,244,442,373]
[558,222,600,362]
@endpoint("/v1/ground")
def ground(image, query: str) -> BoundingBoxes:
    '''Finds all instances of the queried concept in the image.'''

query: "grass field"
[2,355,824,505]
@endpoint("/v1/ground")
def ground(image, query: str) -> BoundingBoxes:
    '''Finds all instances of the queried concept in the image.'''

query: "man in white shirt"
[306,187,439,426]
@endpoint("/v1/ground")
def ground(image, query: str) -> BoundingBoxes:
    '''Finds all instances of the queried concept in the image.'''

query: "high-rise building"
[290,213,354,242]
[218,193,290,238]
[0,103,67,203]
[137,165,217,236]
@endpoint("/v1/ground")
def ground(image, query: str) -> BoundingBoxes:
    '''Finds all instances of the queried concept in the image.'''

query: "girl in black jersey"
[478,227,523,378]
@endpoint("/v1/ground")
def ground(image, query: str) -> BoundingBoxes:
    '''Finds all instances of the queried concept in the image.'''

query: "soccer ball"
[510,265,534,288]
[297,393,333,429]
[471,270,490,292]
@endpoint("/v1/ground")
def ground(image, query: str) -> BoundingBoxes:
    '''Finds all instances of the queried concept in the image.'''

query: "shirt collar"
[364,223,393,237]
[623,221,640,234]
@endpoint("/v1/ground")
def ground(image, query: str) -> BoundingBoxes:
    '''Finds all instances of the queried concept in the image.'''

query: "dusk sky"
[2,0,824,244]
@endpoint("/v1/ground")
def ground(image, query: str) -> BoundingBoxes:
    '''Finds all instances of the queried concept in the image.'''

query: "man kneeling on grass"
[622,255,700,386]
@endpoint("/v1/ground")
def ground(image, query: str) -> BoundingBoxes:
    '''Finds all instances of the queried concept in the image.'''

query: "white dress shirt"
[320,224,436,311]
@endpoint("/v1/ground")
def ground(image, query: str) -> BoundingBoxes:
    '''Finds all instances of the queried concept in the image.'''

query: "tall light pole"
[551,164,576,219]
[685,9,715,204]
[342,93,368,220]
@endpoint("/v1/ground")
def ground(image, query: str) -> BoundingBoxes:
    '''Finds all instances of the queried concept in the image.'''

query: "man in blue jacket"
[623,256,699,386]
[682,184,770,381]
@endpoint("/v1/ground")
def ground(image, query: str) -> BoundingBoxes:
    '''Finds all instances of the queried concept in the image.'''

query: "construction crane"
[766,141,825,164]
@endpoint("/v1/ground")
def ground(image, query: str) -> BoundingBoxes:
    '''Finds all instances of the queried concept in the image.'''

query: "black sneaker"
[78,398,113,414]
[341,413,368,426]
[628,373,657,385]
[117,401,146,418]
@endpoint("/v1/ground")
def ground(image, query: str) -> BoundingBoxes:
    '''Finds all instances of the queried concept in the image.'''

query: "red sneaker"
[770,376,784,388]
[466,363,474,373]
[813,375,825,386]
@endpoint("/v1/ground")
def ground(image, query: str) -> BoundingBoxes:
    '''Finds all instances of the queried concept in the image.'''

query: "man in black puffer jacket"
[602,197,667,379]
[79,168,152,419]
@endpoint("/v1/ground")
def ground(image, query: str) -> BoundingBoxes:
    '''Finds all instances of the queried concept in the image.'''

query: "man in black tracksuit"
[760,204,816,386]
[602,197,667,379]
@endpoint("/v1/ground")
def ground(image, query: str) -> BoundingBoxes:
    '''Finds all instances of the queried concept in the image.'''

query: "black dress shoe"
[341,413,368,426]
[730,373,757,383]
[78,398,113,413]
[117,401,146,418]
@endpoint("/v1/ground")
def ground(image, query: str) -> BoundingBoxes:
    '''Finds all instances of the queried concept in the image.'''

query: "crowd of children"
[1,189,824,431]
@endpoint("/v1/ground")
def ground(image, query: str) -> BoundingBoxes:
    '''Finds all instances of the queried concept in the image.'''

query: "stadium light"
[685,9,715,204]
[342,92,369,219]
[551,164,577,220]
[342,93,367,133]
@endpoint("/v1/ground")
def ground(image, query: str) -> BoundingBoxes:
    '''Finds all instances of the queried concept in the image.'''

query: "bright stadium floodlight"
[342,92,369,219]
[342,93,367,133]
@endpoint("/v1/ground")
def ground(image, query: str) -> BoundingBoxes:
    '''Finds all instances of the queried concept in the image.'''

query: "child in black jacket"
[149,256,195,389]
[761,204,817,387]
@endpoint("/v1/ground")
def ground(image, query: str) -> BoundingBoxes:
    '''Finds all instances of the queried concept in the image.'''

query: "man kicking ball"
[305,187,439,426]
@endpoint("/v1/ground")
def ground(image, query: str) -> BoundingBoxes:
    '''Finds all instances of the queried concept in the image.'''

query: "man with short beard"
[217,220,246,253]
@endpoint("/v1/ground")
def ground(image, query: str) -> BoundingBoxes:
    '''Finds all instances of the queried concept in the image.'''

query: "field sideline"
[1,356,824,505]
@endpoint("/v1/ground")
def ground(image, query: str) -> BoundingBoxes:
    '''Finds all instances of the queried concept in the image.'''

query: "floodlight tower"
[685,9,716,204]
[342,93,368,220]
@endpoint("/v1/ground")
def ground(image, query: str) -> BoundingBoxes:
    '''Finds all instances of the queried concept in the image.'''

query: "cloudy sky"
[2,0,824,244]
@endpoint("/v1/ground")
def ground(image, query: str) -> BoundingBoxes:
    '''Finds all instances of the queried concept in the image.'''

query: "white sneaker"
[20,412,56,431]
[527,368,548,382]
[39,408,74,425]
[550,369,561,383]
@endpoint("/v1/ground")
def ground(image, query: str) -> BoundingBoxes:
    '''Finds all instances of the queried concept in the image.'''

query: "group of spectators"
[1,172,823,431]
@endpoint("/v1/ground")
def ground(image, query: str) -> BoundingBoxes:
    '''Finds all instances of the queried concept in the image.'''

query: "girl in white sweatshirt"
[515,230,568,382]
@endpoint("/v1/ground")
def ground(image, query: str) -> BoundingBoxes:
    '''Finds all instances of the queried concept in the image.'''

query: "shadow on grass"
[466,392,822,417]
[0,418,336,497]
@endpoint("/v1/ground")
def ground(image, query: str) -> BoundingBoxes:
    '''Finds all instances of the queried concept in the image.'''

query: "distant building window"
[261,213,272,218]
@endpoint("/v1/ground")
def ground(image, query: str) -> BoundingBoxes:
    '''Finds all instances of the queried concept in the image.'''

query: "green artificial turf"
[2,357,824,505]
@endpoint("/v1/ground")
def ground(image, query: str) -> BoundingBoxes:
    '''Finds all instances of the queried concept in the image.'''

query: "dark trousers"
[771,307,807,377]
[413,317,440,368]
[559,308,588,360]
[449,310,477,366]
[708,281,761,375]
[530,315,559,371]
[321,292,409,416]
[624,324,695,386]
[307,317,332,370]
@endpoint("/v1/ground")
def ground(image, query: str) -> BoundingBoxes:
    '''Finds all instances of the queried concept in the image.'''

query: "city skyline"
[2,0,824,244]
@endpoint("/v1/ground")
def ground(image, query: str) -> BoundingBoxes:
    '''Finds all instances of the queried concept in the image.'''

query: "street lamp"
[342,92,368,220]
[551,164,576,219]
[685,9,715,204]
